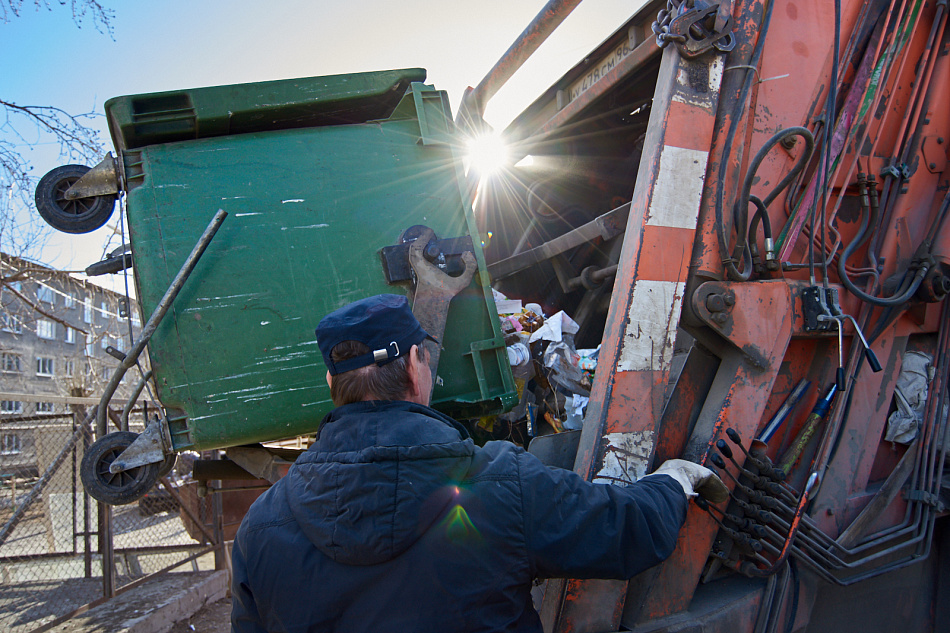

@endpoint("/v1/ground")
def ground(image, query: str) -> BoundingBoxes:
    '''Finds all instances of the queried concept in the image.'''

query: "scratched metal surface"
[122,89,511,451]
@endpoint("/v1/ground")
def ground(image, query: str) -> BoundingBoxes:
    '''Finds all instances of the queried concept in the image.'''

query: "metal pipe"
[741,473,818,577]
[120,370,153,432]
[100,501,115,598]
[767,309,950,582]
[460,0,584,120]
[824,302,949,557]
[778,0,909,263]
[96,209,227,437]
[566,265,619,291]
[867,0,938,265]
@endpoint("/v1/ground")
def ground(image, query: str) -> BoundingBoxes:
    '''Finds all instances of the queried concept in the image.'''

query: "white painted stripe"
[647,145,708,229]
[708,55,724,94]
[592,430,655,484]
[616,280,686,372]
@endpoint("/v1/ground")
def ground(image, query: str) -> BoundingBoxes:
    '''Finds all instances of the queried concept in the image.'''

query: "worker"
[230,294,725,633]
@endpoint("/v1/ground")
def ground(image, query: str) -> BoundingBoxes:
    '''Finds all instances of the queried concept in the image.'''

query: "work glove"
[649,459,729,504]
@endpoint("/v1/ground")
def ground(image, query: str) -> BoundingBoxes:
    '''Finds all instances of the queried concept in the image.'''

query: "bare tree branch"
[0,99,105,203]
[1,1,114,36]
[0,0,114,257]
[1,279,90,336]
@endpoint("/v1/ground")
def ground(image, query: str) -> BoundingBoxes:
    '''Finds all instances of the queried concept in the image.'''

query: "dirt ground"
[170,597,231,633]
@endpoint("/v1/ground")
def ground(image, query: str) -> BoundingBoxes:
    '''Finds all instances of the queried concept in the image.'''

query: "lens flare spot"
[465,132,509,176]
[440,504,481,544]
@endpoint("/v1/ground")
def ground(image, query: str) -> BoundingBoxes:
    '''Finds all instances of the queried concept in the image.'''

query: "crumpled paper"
[529,310,579,344]
[885,351,933,444]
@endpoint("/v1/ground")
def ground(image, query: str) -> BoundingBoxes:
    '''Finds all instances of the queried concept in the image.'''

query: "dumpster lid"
[105,68,427,150]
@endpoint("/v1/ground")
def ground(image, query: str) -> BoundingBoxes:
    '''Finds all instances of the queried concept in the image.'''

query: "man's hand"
[650,459,729,504]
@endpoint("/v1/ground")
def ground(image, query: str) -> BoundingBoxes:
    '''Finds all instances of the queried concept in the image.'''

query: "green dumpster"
[104,69,517,452]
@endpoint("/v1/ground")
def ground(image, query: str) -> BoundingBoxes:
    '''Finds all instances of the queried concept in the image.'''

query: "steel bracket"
[226,446,295,484]
[905,489,945,511]
[668,1,736,58]
[407,226,477,397]
[801,286,840,332]
[921,135,947,174]
[65,153,121,200]
[880,163,912,180]
[380,225,474,284]
[108,418,172,473]
[691,281,792,370]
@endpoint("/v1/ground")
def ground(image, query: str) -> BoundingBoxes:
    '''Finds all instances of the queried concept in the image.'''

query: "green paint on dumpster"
[106,69,516,451]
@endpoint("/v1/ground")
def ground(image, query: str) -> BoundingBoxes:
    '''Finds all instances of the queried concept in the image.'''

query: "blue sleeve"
[230,524,267,633]
[517,450,688,580]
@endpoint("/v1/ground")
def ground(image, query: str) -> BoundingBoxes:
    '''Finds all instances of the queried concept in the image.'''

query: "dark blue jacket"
[231,400,687,633]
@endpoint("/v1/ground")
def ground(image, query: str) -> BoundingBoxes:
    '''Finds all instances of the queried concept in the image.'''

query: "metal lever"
[833,317,846,390]
[840,313,882,372]
[818,313,882,391]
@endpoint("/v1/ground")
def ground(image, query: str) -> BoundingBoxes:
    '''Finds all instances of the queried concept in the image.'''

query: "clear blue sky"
[2,0,644,291]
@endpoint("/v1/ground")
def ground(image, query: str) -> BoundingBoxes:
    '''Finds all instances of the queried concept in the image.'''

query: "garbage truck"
[35,0,949,630]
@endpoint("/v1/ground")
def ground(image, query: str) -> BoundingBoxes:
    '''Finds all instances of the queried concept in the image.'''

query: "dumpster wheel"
[157,452,177,478]
[81,431,161,505]
[35,164,116,234]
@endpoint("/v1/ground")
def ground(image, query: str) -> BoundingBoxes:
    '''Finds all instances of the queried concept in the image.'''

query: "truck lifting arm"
[473,0,950,630]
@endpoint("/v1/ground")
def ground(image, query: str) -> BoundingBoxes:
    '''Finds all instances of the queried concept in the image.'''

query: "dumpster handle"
[97,209,228,437]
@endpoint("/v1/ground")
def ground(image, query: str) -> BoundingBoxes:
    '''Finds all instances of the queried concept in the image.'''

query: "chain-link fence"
[0,396,222,632]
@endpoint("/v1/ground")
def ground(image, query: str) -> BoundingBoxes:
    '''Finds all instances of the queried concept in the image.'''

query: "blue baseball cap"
[315,294,438,375]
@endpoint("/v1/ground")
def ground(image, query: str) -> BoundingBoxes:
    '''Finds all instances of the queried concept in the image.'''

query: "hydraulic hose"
[748,196,772,268]
[715,0,774,281]
[837,176,933,306]
[739,128,815,270]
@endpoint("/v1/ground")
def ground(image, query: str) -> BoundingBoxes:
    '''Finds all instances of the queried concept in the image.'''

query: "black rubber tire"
[157,453,177,479]
[34,164,116,234]
[80,431,160,505]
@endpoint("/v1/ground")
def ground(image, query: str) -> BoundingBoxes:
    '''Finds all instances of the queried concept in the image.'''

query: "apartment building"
[0,253,146,477]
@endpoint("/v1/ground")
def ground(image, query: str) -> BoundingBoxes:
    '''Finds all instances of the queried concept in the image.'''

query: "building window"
[131,313,141,328]
[1,353,21,373]
[36,402,54,413]
[36,356,54,377]
[64,359,75,377]
[2,313,22,334]
[114,336,125,353]
[36,319,54,340]
[0,401,23,415]
[65,292,76,309]
[83,298,92,323]
[101,335,111,351]
[2,281,22,300]
[37,285,54,304]
[85,333,95,357]
[65,327,75,344]
[101,366,112,381]
[1,433,21,454]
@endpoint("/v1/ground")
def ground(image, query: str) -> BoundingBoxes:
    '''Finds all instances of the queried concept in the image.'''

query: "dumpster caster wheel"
[34,164,116,234]
[81,431,160,505]
[157,453,177,479]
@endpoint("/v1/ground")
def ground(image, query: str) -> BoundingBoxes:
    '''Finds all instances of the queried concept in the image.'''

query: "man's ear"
[325,370,332,389]
[406,345,424,400]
